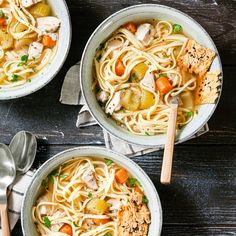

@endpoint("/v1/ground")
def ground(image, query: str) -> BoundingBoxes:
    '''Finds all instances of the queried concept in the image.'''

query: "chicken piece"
[28,42,43,59]
[81,167,98,190]
[105,91,121,115]
[21,0,42,7]
[177,39,216,78]
[135,23,156,46]
[5,47,28,61]
[140,71,155,91]
[107,199,122,212]
[97,90,109,103]
[37,193,52,215]
[37,17,61,33]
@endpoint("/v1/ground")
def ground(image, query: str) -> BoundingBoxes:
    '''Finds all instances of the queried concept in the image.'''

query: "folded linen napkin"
[0,170,35,231]
[60,62,209,157]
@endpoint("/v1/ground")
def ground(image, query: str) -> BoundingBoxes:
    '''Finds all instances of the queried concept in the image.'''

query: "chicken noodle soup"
[94,20,217,135]
[33,157,151,235]
[0,0,60,88]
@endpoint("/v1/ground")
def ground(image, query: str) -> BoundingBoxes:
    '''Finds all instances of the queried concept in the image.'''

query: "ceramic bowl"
[80,4,223,147]
[0,0,71,100]
[21,146,162,236]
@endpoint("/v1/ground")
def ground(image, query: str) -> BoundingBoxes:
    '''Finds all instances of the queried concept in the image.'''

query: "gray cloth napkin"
[60,62,209,157]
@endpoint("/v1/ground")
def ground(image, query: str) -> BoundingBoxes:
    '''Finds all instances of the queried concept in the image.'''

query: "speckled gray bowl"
[21,146,162,236]
[80,4,223,147]
[0,0,71,100]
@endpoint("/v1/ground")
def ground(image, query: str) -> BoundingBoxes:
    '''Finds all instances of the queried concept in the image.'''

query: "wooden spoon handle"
[161,104,178,184]
[0,203,11,236]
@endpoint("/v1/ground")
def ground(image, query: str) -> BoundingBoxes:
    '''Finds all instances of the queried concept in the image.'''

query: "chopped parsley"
[88,192,93,198]
[43,216,51,228]
[129,73,138,82]
[73,222,80,227]
[104,233,112,236]
[145,132,150,136]
[106,159,113,166]
[93,164,98,168]
[159,73,167,77]
[18,55,29,67]
[173,24,182,33]
[187,111,193,117]
[12,74,19,82]
[41,179,49,189]
[0,10,4,18]
[142,195,149,204]
[45,29,49,33]
[96,54,102,62]
[128,177,137,187]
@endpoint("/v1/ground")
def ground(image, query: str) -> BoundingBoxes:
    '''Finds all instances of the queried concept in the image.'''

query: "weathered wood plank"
[0,66,235,145]
[12,143,236,235]
[22,144,236,225]
[66,0,236,65]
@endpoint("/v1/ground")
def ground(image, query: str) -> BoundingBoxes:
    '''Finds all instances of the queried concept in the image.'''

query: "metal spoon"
[0,144,16,236]
[9,131,37,175]
[160,96,179,184]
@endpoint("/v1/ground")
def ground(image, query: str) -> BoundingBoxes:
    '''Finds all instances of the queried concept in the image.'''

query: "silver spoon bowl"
[9,131,37,175]
[0,144,16,236]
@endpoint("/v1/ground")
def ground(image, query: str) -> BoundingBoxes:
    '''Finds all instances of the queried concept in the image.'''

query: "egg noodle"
[0,0,58,88]
[33,157,150,236]
[94,20,197,135]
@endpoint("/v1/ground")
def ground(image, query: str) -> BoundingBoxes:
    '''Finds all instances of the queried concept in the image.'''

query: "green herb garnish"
[0,10,4,18]
[142,196,149,204]
[96,54,102,62]
[93,164,98,168]
[129,73,138,82]
[43,216,51,228]
[18,55,29,67]
[159,73,167,77]
[88,192,93,198]
[73,222,80,227]
[106,159,113,166]
[104,233,112,236]
[41,179,49,189]
[145,132,150,136]
[128,177,137,187]
[173,24,182,33]
[187,111,193,117]
[12,74,19,82]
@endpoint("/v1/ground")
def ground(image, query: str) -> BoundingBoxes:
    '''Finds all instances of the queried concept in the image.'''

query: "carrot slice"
[124,22,137,34]
[93,218,110,225]
[115,168,128,184]
[115,59,125,76]
[155,76,173,94]
[59,223,72,236]
[0,17,6,26]
[42,35,56,48]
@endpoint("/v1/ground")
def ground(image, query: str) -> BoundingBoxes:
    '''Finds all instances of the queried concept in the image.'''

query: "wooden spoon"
[160,96,179,184]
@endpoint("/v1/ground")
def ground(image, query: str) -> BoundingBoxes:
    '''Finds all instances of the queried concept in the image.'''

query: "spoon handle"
[0,203,11,236]
[160,103,178,184]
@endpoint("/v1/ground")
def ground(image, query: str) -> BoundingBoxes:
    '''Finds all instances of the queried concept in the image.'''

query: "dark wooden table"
[0,0,235,235]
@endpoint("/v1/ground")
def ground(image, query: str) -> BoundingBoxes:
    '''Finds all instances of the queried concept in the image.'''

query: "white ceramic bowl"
[80,4,223,147]
[0,0,71,100]
[21,146,162,236]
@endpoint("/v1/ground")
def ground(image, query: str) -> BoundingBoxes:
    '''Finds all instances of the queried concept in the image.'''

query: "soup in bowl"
[21,147,162,236]
[81,4,222,146]
[0,0,71,99]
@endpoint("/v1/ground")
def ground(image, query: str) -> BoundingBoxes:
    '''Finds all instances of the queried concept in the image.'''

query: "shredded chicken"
[140,70,156,91]
[28,42,43,59]
[105,91,122,115]
[21,0,42,8]
[117,190,151,235]
[81,167,98,190]
[37,17,61,34]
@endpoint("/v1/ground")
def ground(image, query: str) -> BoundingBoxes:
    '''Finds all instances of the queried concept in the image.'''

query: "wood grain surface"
[0,0,235,235]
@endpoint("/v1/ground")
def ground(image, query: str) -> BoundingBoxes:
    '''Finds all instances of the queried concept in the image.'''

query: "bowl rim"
[80,3,223,147]
[21,146,163,236]
[0,0,72,100]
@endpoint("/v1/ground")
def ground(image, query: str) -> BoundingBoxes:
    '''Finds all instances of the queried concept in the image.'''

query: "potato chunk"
[86,198,108,214]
